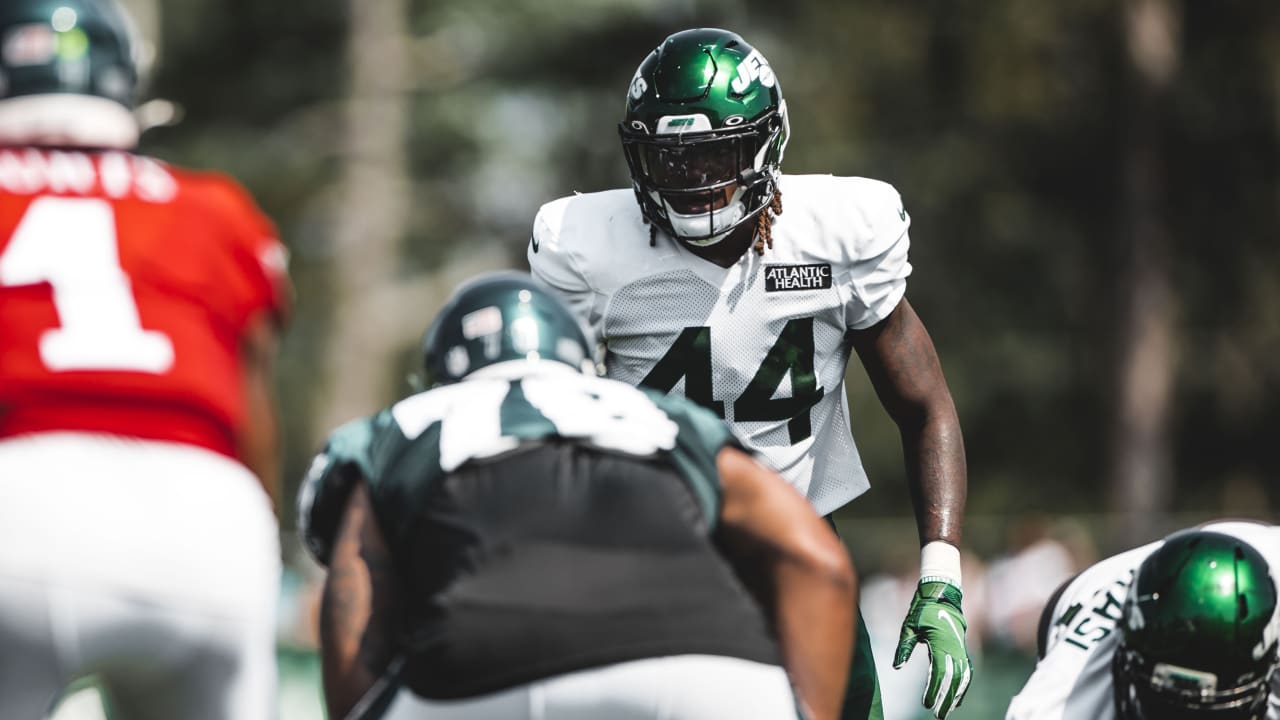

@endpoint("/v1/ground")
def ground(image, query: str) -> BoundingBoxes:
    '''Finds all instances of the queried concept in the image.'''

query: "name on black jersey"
[764,264,833,292]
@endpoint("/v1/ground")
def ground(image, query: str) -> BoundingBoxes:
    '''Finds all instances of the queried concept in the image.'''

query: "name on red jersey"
[0,149,177,203]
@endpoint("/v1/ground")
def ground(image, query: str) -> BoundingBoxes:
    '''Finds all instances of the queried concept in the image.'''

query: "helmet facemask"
[1113,642,1279,720]
[621,103,787,246]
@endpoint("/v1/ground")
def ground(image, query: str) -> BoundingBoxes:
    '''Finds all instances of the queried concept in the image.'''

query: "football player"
[299,272,857,720]
[0,1,290,718]
[1007,521,1280,719]
[527,27,970,720]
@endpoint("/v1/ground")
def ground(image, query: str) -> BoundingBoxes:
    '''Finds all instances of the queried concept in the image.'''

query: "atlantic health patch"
[764,264,833,292]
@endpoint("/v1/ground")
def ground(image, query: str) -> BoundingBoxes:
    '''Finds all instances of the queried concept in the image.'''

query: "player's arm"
[321,480,403,719]
[850,298,965,547]
[714,446,856,720]
[850,297,971,718]
[237,310,282,509]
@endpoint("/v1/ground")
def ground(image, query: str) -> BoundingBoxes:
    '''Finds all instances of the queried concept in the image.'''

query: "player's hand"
[893,580,972,719]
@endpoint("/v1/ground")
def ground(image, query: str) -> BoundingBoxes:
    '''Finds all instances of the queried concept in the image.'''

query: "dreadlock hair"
[752,188,784,256]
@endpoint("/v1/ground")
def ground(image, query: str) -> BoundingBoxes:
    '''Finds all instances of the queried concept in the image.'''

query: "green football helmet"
[420,272,595,388]
[1113,530,1280,720]
[0,0,138,106]
[619,28,789,246]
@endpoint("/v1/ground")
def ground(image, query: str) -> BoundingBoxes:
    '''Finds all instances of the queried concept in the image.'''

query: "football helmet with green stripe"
[1113,529,1280,719]
[619,28,789,246]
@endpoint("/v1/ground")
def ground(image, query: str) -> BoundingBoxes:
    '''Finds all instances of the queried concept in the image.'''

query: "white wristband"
[920,541,962,589]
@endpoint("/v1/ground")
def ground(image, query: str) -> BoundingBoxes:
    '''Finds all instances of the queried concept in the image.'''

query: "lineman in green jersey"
[529,28,971,720]
[1008,521,1280,719]
[299,272,858,720]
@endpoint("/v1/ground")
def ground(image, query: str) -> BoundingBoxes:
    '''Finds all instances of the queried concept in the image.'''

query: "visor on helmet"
[640,137,746,190]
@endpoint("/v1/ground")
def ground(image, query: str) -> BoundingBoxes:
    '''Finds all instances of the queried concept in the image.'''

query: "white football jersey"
[528,174,911,515]
[1006,521,1280,720]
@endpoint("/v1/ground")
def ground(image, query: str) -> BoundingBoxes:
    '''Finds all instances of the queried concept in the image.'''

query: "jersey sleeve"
[1006,543,1156,720]
[842,180,913,331]
[528,200,598,333]
[200,174,292,332]
[1005,574,1122,719]
[648,391,746,531]
[296,411,393,566]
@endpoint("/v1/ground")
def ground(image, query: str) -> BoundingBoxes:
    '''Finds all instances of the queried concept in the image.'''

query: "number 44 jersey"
[0,149,290,457]
[529,174,912,515]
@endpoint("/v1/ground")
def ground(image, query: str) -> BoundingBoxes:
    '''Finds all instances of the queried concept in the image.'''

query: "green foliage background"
[146,0,1278,539]
[125,2,1280,715]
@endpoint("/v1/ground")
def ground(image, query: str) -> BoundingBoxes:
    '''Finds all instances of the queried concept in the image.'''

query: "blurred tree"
[135,0,1278,549]
[317,0,412,433]
[1109,0,1179,547]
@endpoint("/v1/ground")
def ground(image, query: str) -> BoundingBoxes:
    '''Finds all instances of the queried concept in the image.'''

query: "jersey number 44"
[641,317,824,444]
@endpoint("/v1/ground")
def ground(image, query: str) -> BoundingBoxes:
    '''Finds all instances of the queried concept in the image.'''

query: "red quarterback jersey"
[0,149,291,458]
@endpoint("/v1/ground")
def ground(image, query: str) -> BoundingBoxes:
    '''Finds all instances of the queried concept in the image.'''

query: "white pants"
[0,433,280,720]
[380,655,798,720]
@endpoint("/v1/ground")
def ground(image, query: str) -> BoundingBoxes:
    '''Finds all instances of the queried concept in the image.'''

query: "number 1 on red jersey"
[0,197,175,373]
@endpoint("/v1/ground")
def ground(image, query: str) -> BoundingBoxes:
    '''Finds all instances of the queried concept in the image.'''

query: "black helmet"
[0,0,139,103]
[420,272,594,388]
[0,0,141,147]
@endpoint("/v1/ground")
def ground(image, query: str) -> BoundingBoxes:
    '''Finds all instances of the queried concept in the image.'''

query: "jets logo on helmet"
[628,73,647,100]
[619,28,789,247]
[731,49,775,94]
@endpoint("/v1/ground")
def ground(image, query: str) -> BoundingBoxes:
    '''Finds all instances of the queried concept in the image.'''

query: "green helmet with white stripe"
[619,28,789,246]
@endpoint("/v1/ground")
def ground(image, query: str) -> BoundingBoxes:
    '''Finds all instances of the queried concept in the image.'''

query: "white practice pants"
[0,433,280,720]
[380,654,799,720]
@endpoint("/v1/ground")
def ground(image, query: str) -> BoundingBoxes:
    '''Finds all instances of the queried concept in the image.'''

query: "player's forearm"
[850,299,968,546]
[321,484,401,718]
[320,575,381,718]
[771,552,857,720]
[238,312,282,508]
[715,448,857,718]
[900,405,967,547]
[237,402,281,509]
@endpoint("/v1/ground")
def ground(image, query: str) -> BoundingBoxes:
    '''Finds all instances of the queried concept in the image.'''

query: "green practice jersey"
[299,362,743,566]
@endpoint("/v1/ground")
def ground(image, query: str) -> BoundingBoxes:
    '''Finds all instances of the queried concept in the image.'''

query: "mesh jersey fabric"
[529,174,912,514]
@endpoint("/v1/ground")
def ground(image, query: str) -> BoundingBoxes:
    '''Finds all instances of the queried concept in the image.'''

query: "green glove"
[893,579,972,719]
